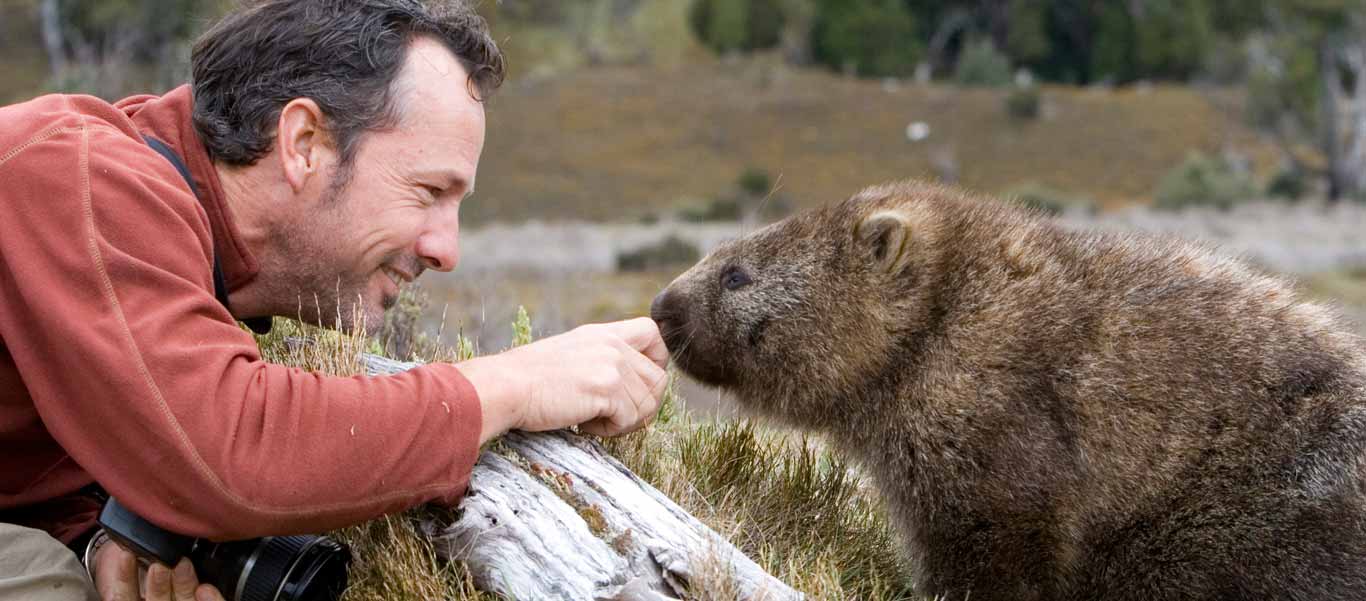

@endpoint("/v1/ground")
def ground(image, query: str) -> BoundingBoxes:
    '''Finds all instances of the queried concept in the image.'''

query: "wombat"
[650,180,1366,601]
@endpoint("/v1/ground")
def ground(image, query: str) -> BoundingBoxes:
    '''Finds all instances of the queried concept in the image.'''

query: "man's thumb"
[608,317,669,368]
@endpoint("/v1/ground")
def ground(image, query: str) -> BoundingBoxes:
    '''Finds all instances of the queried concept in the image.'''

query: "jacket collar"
[117,85,261,295]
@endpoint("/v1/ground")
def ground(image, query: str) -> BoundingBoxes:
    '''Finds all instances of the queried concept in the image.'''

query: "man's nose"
[416,209,460,272]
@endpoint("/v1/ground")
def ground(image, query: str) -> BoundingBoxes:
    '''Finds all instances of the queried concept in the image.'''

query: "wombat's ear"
[855,210,913,273]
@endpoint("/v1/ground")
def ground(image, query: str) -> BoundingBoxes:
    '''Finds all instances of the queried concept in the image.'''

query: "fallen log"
[362,354,803,601]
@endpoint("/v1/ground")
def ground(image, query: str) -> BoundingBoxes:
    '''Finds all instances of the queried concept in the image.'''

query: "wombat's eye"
[721,266,753,291]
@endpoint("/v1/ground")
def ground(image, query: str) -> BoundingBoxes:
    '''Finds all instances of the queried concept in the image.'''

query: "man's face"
[276,38,486,333]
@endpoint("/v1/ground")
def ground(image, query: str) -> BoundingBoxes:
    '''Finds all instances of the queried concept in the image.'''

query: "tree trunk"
[361,354,803,601]
[779,0,814,66]
[926,9,974,76]
[1320,26,1366,202]
[38,0,66,80]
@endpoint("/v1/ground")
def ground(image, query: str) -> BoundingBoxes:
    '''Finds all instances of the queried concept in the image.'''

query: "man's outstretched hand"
[460,317,670,443]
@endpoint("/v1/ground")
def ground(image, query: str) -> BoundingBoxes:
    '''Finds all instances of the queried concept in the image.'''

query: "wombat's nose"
[650,289,686,331]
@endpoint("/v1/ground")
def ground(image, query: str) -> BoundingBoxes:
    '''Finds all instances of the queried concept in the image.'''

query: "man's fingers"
[603,317,669,369]
[611,344,666,419]
[197,584,226,601]
[172,559,199,601]
[95,543,141,601]
[578,418,610,437]
[594,354,667,437]
[625,350,670,417]
[146,562,173,600]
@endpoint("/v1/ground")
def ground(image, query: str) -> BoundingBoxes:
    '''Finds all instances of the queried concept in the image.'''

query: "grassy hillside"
[471,57,1282,225]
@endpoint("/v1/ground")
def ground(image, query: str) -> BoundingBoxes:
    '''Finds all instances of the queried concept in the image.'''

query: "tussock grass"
[253,293,918,599]
[333,514,495,601]
[605,417,917,599]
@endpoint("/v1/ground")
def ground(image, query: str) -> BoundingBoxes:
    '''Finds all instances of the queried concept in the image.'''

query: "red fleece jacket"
[0,86,482,543]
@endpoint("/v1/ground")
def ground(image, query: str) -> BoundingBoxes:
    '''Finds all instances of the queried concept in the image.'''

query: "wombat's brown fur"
[651,180,1366,600]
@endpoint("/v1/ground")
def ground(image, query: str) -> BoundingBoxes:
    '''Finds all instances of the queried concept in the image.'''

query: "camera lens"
[275,538,351,601]
[196,535,350,601]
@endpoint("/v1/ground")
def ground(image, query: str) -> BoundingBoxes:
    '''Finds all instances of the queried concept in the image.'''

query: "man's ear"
[854,210,914,273]
[276,98,335,194]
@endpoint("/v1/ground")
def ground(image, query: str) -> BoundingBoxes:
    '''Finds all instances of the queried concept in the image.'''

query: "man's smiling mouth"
[381,266,412,288]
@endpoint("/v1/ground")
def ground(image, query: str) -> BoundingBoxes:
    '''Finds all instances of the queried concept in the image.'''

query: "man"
[0,1,669,600]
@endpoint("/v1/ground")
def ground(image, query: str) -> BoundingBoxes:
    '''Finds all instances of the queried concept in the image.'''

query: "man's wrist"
[82,528,111,582]
[457,355,523,445]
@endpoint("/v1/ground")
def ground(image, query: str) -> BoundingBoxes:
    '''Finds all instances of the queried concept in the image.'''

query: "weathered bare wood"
[362,354,802,601]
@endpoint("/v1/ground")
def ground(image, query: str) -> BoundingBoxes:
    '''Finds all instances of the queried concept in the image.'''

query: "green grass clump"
[511,305,534,347]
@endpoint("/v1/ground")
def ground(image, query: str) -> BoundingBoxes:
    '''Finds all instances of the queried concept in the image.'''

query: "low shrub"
[1005,85,1041,121]
[1154,151,1258,211]
[616,235,702,271]
[954,38,1012,88]
[678,197,743,222]
[1266,165,1309,201]
[738,166,774,198]
[689,0,787,55]
[812,0,921,77]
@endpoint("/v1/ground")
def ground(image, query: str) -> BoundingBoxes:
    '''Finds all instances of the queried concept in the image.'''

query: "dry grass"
[334,514,496,601]
[252,296,917,600]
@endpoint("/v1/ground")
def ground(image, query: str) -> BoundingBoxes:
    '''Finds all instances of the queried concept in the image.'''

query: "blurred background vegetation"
[3,0,1365,367]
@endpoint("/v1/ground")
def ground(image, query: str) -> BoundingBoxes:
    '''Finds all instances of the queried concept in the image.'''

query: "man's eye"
[419,186,443,202]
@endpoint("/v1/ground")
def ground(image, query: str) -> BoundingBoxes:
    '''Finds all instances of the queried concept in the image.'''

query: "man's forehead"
[382,37,486,173]
[395,38,484,120]
[407,37,465,77]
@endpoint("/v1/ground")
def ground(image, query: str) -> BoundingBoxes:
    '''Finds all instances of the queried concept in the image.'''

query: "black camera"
[97,497,351,601]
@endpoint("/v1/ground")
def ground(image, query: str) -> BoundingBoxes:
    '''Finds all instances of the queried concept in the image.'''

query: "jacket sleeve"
[0,121,483,540]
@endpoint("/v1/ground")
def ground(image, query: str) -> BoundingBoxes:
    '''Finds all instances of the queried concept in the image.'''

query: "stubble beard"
[266,168,387,336]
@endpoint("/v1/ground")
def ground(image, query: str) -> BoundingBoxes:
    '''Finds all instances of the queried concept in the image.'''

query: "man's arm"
[0,124,485,539]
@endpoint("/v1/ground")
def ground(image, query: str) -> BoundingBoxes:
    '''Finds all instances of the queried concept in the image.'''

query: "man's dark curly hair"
[191,0,504,167]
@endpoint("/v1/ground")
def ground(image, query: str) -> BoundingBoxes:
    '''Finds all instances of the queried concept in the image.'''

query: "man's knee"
[0,523,99,601]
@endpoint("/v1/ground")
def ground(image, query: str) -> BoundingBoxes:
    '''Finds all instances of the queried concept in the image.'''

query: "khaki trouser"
[0,523,99,601]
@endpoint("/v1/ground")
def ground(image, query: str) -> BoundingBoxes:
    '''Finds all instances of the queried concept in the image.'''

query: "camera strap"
[143,136,271,334]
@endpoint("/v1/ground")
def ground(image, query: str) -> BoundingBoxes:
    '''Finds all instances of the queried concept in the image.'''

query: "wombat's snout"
[651,288,690,353]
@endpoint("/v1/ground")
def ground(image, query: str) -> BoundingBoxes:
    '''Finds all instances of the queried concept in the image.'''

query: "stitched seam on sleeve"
[0,126,86,170]
[76,118,459,519]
